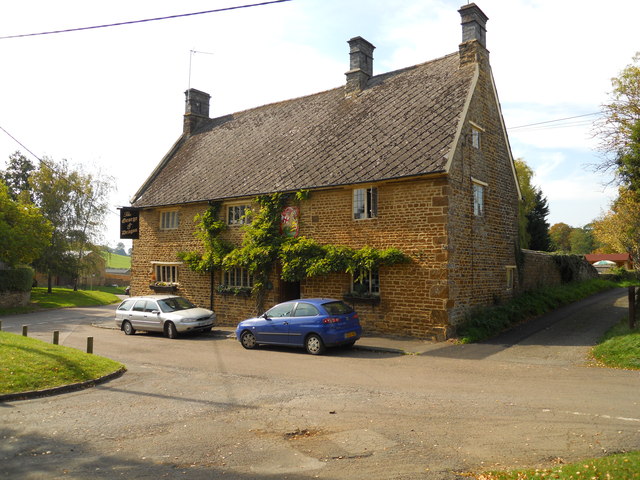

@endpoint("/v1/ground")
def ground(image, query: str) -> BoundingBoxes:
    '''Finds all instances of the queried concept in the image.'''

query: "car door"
[128,300,147,329]
[288,302,321,346]
[254,302,294,345]
[143,300,162,331]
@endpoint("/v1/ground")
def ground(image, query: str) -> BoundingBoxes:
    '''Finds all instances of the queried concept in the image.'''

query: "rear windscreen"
[322,301,354,315]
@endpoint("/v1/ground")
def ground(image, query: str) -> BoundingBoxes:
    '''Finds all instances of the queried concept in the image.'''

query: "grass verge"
[475,451,640,479]
[0,332,125,395]
[0,287,121,316]
[456,279,621,343]
[592,318,640,370]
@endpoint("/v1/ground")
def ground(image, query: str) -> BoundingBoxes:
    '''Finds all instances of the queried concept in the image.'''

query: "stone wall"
[445,53,520,329]
[517,250,598,293]
[0,291,30,308]
[131,176,453,339]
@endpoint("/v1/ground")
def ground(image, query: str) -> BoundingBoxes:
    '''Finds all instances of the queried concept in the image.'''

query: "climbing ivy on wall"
[177,202,233,273]
[180,192,410,313]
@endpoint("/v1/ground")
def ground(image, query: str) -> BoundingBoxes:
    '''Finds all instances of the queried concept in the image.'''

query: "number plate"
[345,331,356,338]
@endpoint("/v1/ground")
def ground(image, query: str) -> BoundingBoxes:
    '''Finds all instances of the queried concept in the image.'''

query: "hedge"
[0,268,34,292]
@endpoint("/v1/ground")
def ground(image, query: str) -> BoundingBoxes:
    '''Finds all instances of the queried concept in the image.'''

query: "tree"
[514,158,538,248]
[1,151,35,201]
[526,190,551,251]
[29,157,113,292]
[569,226,595,254]
[615,119,640,195]
[0,181,52,267]
[549,222,572,252]
[113,242,127,256]
[592,188,640,273]
[594,53,640,187]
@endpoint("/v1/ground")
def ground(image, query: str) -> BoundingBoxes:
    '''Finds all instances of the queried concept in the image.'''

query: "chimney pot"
[345,36,375,96]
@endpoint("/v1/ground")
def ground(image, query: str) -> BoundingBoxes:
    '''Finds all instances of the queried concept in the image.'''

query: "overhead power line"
[0,0,292,40]
[508,112,601,131]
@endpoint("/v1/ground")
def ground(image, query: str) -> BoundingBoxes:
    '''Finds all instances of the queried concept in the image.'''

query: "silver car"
[114,295,215,339]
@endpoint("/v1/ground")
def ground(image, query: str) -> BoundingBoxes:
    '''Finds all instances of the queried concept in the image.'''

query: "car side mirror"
[151,310,160,315]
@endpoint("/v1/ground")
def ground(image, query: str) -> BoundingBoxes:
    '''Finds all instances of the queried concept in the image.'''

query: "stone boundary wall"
[517,250,598,294]
[0,291,30,308]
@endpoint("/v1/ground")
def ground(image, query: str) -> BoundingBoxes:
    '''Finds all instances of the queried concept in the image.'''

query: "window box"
[149,283,178,294]
[343,292,381,306]
[217,285,252,297]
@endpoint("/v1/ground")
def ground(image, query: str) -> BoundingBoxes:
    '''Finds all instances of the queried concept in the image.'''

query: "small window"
[293,303,320,317]
[352,269,380,295]
[155,264,178,283]
[224,268,254,288]
[473,182,485,217]
[160,210,179,230]
[506,266,516,291]
[471,127,481,149]
[227,205,251,225]
[353,187,378,220]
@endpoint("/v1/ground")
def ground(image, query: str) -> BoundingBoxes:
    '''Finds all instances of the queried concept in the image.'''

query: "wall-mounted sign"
[280,206,299,238]
[120,208,140,239]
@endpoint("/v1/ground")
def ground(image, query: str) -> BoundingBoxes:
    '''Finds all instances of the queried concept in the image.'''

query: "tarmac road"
[1,288,638,479]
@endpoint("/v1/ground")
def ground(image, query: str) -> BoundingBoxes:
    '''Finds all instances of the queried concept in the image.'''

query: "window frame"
[153,263,179,284]
[227,204,251,225]
[470,122,484,150]
[353,186,378,220]
[159,209,179,230]
[223,267,254,289]
[472,178,487,217]
[351,269,380,296]
[506,265,516,291]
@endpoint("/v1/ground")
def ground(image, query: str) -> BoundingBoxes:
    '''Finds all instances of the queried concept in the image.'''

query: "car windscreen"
[321,301,354,315]
[158,297,195,313]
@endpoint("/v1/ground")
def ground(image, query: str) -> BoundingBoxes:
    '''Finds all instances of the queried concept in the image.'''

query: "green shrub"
[0,268,33,292]
[457,278,619,343]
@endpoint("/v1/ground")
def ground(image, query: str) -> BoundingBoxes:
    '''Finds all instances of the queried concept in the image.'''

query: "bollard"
[22,325,28,337]
[630,286,637,330]
[87,336,94,354]
[0,320,2,331]
[53,331,59,345]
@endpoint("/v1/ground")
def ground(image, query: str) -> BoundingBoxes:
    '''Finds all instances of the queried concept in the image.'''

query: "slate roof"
[132,52,476,208]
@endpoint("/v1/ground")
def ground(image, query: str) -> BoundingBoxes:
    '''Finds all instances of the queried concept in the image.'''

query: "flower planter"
[342,294,381,306]
[149,285,178,294]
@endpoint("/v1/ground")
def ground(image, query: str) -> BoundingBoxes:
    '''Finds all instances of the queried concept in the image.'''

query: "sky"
[1,0,638,250]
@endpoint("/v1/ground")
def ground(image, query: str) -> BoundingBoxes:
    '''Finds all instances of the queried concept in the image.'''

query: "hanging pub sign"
[120,207,140,239]
[280,206,300,237]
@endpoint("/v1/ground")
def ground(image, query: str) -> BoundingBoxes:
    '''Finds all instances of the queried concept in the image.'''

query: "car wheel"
[240,330,257,349]
[122,320,135,335]
[305,334,326,355]
[165,322,178,339]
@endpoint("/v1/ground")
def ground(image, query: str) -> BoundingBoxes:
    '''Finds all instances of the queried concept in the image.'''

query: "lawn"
[101,251,131,269]
[0,332,125,395]
[592,318,640,370]
[0,287,121,316]
[475,451,640,479]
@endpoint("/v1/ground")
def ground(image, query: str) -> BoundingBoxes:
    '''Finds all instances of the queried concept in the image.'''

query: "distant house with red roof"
[584,253,633,272]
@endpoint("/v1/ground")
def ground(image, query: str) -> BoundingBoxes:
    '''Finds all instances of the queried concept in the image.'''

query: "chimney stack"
[345,36,375,96]
[458,3,488,65]
[183,88,211,135]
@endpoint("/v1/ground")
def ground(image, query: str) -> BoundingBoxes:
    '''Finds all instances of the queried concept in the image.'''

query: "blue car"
[236,298,362,355]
